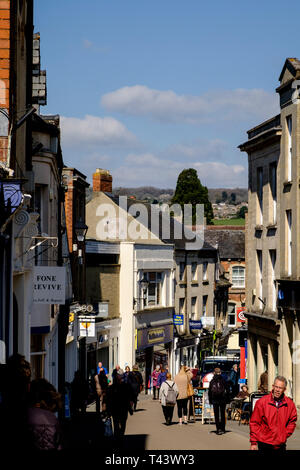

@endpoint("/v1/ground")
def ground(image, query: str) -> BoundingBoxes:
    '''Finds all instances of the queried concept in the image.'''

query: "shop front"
[135,323,174,393]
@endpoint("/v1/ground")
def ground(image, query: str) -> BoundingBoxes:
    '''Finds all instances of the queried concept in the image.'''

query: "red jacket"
[250,392,297,448]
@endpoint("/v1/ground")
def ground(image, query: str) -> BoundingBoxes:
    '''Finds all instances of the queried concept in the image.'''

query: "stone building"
[239,58,300,410]
[205,226,246,356]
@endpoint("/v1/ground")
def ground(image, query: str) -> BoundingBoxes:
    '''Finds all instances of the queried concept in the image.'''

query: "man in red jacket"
[250,375,297,451]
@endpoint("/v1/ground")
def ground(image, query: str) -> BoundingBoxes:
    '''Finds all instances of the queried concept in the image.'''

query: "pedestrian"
[208,367,230,435]
[94,369,108,415]
[191,364,201,388]
[258,370,268,393]
[157,367,168,389]
[131,365,144,411]
[159,372,179,425]
[70,370,89,417]
[228,364,239,399]
[0,354,31,451]
[123,365,132,384]
[250,376,297,451]
[151,365,161,400]
[97,361,108,376]
[174,365,193,425]
[106,369,134,440]
[25,378,63,451]
[112,364,120,383]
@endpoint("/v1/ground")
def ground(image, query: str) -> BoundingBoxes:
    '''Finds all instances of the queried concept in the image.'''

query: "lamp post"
[74,220,88,378]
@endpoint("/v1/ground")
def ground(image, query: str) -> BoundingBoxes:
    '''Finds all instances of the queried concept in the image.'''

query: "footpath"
[62,393,300,451]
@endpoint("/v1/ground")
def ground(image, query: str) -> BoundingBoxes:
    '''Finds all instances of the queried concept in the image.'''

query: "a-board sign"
[193,388,204,416]
[202,389,214,423]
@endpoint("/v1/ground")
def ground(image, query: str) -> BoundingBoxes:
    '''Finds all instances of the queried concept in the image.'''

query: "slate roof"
[107,194,216,253]
[204,228,245,260]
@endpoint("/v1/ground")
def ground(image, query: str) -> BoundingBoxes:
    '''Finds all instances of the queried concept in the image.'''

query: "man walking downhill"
[250,375,297,451]
[208,368,229,435]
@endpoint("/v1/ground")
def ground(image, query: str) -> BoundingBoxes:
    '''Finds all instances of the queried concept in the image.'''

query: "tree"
[171,168,214,224]
[222,191,228,202]
[237,205,248,219]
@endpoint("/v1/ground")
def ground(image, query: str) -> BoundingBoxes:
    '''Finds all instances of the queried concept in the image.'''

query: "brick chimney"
[93,168,112,193]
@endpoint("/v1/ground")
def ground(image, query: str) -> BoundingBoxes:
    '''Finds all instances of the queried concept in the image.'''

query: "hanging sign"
[237,307,246,323]
[78,316,96,337]
[33,266,66,304]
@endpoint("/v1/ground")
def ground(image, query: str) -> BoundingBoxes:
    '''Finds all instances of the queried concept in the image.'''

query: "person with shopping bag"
[174,365,193,425]
[159,373,179,425]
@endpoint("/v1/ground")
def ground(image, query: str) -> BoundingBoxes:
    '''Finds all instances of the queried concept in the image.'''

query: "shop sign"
[148,328,165,344]
[237,307,246,323]
[201,316,215,326]
[78,316,96,338]
[189,320,203,330]
[173,314,184,325]
[136,324,173,350]
[33,266,66,304]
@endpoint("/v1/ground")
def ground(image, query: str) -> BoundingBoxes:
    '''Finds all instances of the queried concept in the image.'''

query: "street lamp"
[74,220,88,379]
[74,220,88,243]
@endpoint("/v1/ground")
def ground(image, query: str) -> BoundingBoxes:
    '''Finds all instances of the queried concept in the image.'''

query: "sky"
[34,0,300,189]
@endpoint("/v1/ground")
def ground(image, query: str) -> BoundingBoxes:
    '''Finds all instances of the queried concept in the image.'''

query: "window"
[257,167,263,225]
[228,303,236,327]
[203,261,208,281]
[144,272,162,307]
[287,115,292,182]
[269,250,276,311]
[203,295,208,316]
[191,297,197,320]
[270,163,277,224]
[179,298,185,314]
[286,210,292,276]
[179,262,186,281]
[231,266,245,288]
[191,262,198,281]
[257,250,263,298]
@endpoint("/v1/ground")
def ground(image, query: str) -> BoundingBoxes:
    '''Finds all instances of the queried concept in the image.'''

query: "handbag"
[187,382,194,397]
[103,417,113,437]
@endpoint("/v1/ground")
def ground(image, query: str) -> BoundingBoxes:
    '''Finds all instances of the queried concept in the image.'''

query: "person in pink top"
[151,365,161,400]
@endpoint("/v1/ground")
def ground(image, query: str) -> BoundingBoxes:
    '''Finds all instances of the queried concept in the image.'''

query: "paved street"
[85,393,300,451]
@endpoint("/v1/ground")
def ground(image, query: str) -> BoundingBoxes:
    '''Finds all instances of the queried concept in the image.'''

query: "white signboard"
[33,266,66,304]
[201,316,215,326]
[79,316,96,338]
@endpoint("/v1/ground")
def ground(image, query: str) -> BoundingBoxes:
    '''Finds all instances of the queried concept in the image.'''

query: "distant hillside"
[86,186,248,204]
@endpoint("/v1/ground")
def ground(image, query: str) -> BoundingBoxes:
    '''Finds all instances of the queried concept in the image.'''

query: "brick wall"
[0,0,10,163]
[93,168,112,193]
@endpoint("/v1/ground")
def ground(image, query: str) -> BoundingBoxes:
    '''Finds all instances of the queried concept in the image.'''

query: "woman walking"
[159,373,178,425]
[174,365,193,425]
[151,365,161,400]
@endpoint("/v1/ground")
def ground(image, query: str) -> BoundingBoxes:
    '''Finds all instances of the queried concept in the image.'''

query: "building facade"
[240,58,300,413]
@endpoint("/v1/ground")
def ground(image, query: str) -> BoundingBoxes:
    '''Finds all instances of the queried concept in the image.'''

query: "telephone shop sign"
[33,267,66,304]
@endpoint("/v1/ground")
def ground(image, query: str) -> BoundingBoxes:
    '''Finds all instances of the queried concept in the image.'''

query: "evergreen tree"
[171,168,214,224]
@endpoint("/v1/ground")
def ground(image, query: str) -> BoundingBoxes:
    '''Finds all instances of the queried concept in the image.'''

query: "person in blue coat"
[97,361,108,375]
[228,364,239,399]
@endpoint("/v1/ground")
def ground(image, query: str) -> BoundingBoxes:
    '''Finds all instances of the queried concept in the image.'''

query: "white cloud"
[101,85,278,123]
[114,152,247,188]
[60,115,137,148]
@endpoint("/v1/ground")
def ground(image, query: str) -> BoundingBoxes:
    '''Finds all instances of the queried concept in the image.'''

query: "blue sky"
[34,0,300,189]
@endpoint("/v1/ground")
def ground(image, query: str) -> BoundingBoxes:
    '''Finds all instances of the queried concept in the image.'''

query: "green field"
[212,218,245,226]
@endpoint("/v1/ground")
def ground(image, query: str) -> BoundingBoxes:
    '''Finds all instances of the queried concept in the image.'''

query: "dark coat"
[26,407,62,451]
[106,382,134,417]
[208,375,230,405]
